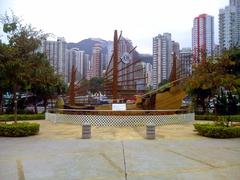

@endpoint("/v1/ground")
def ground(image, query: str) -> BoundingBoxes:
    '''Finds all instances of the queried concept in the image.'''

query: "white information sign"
[112,103,126,111]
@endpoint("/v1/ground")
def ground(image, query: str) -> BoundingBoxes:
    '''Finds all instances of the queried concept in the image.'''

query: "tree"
[185,60,219,113]
[79,78,89,95]
[89,77,104,94]
[1,13,47,121]
[29,53,66,112]
[0,43,11,113]
[1,13,66,115]
[186,48,240,114]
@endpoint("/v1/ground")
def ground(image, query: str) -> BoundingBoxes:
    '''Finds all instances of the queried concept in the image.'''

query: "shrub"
[194,123,240,138]
[195,114,240,122]
[0,122,40,137]
[0,114,45,122]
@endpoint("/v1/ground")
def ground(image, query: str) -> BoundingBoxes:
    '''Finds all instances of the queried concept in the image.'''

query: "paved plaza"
[0,120,240,180]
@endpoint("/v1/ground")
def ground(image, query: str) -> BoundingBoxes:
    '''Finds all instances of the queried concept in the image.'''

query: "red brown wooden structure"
[104,30,146,102]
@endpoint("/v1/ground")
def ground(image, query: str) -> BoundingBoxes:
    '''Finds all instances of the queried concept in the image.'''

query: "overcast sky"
[0,0,229,54]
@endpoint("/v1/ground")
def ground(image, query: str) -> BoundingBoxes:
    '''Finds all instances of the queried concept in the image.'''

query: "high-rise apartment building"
[66,48,84,82]
[172,41,180,59]
[105,36,144,93]
[192,14,214,64]
[106,41,113,69]
[219,0,240,52]
[134,62,146,91]
[179,48,193,79]
[83,53,90,79]
[40,37,67,82]
[90,43,102,78]
[145,62,153,88]
[172,41,180,79]
[152,33,172,89]
[119,37,136,90]
[85,43,102,80]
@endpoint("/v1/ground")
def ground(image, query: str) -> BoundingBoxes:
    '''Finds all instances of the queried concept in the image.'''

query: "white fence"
[46,109,194,127]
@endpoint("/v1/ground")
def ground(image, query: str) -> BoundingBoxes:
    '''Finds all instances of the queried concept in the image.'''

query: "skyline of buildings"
[39,0,238,91]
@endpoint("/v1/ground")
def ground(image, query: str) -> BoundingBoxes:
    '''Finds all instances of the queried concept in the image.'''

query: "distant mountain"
[138,54,153,65]
[67,38,152,65]
[67,38,108,55]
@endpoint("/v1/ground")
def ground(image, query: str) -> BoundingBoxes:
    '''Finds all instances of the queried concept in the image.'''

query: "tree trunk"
[51,98,53,109]
[13,85,17,123]
[201,98,206,114]
[33,96,38,114]
[43,98,47,112]
[0,89,3,114]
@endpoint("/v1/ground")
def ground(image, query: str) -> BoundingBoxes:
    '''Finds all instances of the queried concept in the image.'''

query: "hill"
[67,38,108,55]
[67,38,151,65]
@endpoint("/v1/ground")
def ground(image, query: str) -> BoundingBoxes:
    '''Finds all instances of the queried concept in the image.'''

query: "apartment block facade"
[219,0,240,51]
[152,33,172,89]
[192,14,214,64]
[66,48,84,82]
[179,48,193,79]
[40,37,67,82]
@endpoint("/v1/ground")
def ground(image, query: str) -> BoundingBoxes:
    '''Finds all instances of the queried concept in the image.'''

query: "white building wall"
[152,33,173,89]
[66,48,84,82]
[145,63,152,87]
[41,37,67,82]
[206,16,214,57]
[219,0,240,51]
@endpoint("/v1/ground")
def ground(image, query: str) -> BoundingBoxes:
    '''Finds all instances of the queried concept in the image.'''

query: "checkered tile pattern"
[46,111,194,127]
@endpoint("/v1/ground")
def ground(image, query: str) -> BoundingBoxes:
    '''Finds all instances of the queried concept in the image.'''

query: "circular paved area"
[37,120,201,140]
[0,120,239,180]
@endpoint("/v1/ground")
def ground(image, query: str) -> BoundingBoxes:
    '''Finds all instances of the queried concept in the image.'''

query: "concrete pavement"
[0,121,240,179]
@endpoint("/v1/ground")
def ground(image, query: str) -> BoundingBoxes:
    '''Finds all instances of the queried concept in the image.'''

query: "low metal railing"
[46,109,194,127]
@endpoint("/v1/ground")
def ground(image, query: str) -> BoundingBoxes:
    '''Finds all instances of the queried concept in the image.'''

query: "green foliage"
[214,116,232,127]
[0,114,45,121]
[157,83,171,93]
[29,54,66,112]
[3,22,17,33]
[89,77,104,94]
[186,48,240,114]
[186,61,219,113]
[0,12,47,120]
[0,122,40,137]
[194,123,240,138]
[79,78,89,95]
[215,91,238,115]
[0,12,66,115]
[55,97,64,108]
[195,114,240,122]
[158,79,169,88]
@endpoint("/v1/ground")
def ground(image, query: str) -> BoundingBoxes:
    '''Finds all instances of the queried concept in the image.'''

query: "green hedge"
[0,122,40,137]
[195,115,240,122]
[194,123,240,138]
[0,114,45,121]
